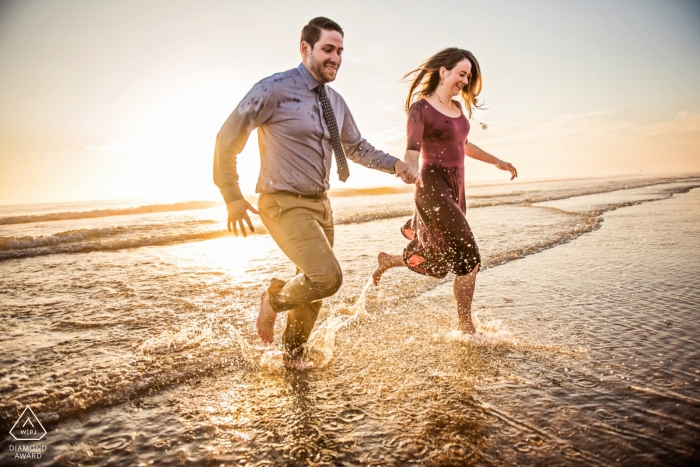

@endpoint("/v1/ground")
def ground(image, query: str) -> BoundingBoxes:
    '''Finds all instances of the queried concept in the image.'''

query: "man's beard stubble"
[309,56,338,84]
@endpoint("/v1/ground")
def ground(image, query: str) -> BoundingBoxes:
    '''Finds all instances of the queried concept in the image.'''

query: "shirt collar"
[297,63,323,91]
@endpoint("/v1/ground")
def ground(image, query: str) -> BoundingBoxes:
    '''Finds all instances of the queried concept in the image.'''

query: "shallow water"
[1,175,699,465]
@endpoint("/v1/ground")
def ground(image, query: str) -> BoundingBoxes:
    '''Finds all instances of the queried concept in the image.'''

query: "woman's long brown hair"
[404,48,483,117]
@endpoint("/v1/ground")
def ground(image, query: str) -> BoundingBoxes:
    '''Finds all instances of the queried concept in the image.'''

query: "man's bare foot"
[284,358,316,371]
[257,291,277,343]
[458,315,476,334]
[372,252,392,286]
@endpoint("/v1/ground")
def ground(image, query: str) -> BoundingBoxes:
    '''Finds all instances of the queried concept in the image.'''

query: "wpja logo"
[10,406,46,441]
[7,406,48,460]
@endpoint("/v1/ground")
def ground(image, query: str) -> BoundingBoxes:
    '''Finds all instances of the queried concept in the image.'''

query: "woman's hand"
[495,160,518,180]
[399,150,424,187]
[465,143,517,180]
[395,160,424,187]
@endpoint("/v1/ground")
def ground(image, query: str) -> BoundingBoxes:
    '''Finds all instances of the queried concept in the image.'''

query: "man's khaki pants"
[257,193,342,360]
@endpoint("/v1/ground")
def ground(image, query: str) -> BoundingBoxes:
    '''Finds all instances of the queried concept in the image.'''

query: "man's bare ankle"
[284,358,315,371]
[257,291,277,343]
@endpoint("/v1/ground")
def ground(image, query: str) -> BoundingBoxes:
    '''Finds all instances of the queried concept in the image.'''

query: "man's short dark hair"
[300,17,344,49]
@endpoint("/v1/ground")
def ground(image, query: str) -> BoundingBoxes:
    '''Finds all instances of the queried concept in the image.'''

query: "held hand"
[395,160,424,187]
[496,160,518,180]
[226,199,260,237]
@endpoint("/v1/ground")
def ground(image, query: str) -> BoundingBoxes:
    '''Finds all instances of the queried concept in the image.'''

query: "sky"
[0,0,699,205]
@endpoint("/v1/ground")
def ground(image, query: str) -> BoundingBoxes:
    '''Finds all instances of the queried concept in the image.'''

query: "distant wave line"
[0,220,217,252]
[0,200,222,225]
[0,229,235,260]
[1,176,695,226]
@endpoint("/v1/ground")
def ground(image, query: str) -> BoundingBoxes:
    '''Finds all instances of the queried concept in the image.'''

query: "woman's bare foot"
[257,291,277,343]
[284,358,316,371]
[372,252,403,286]
[372,252,389,285]
[458,315,476,334]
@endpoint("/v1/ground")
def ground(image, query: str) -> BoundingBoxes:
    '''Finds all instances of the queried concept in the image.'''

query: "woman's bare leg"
[372,253,405,285]
[453,264,480,333]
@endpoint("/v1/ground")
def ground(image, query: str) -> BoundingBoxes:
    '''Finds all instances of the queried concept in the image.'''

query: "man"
[213,17,419,370]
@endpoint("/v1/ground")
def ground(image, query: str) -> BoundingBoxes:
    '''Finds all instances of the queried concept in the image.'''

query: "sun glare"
[161,235,286,283]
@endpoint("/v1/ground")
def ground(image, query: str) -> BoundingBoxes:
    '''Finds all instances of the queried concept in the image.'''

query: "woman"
[372,48,517,334]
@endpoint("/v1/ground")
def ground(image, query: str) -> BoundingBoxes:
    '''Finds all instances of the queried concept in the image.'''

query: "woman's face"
[440,58,472,97]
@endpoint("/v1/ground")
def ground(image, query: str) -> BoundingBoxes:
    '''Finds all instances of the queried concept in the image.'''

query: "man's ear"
[300,41,311,58]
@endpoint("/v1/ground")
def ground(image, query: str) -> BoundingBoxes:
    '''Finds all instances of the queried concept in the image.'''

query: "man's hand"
[395,160,423,187]
[226,199,260,237]
[495,160,518,180]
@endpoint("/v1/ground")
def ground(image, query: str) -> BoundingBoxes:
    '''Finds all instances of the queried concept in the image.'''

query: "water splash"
[258,349,285,371]
[440,312,518,346]
[219,279,375,371]
[305,278,374,367]
[437,312,588,355]
[225,324,261,367]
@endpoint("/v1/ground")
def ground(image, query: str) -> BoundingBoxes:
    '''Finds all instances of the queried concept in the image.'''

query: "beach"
[1,174,699,465]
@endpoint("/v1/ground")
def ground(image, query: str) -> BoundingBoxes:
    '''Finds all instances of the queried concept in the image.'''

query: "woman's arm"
[403,150,423,187]
[403,102,425,187]
[404,149,420,171]
[465,142,518,180]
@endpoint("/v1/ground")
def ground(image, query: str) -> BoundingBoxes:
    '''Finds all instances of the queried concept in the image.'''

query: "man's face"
[301,29,343,83]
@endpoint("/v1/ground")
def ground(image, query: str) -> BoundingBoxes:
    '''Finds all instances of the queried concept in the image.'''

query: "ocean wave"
[0,228,232,261]
[467,176,699,208]
[0,315,262,427]
[482,213,603,269]
[329,186,414,197]
[482,184,699,268]
[0,221,207,251]
[0,200,222,226]
[0,219,218,253]
[0,351,247,428]
[335,209,414,225]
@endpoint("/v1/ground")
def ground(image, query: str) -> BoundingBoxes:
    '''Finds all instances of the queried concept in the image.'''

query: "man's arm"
[339,106,419,184]
[403,149,423,187]
[213,81,275,235]
[213,81,275,203]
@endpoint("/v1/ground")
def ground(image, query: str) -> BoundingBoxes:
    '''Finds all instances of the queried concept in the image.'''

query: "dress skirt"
[402,163,481,278]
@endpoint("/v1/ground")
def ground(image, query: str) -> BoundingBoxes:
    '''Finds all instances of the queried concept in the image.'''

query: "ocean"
[1,174,699,465]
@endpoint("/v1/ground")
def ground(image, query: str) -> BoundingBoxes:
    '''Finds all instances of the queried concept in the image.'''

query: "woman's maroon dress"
[401,99,481,278]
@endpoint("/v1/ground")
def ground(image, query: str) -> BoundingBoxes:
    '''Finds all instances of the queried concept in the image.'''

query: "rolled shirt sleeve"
[213,81,276,203]
[340,103,398,174]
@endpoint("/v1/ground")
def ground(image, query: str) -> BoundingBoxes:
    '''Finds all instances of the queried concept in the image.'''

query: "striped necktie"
[316,85,350,182]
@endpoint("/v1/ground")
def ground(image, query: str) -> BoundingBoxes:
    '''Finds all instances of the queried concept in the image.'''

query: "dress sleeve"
[406,101,425,152]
